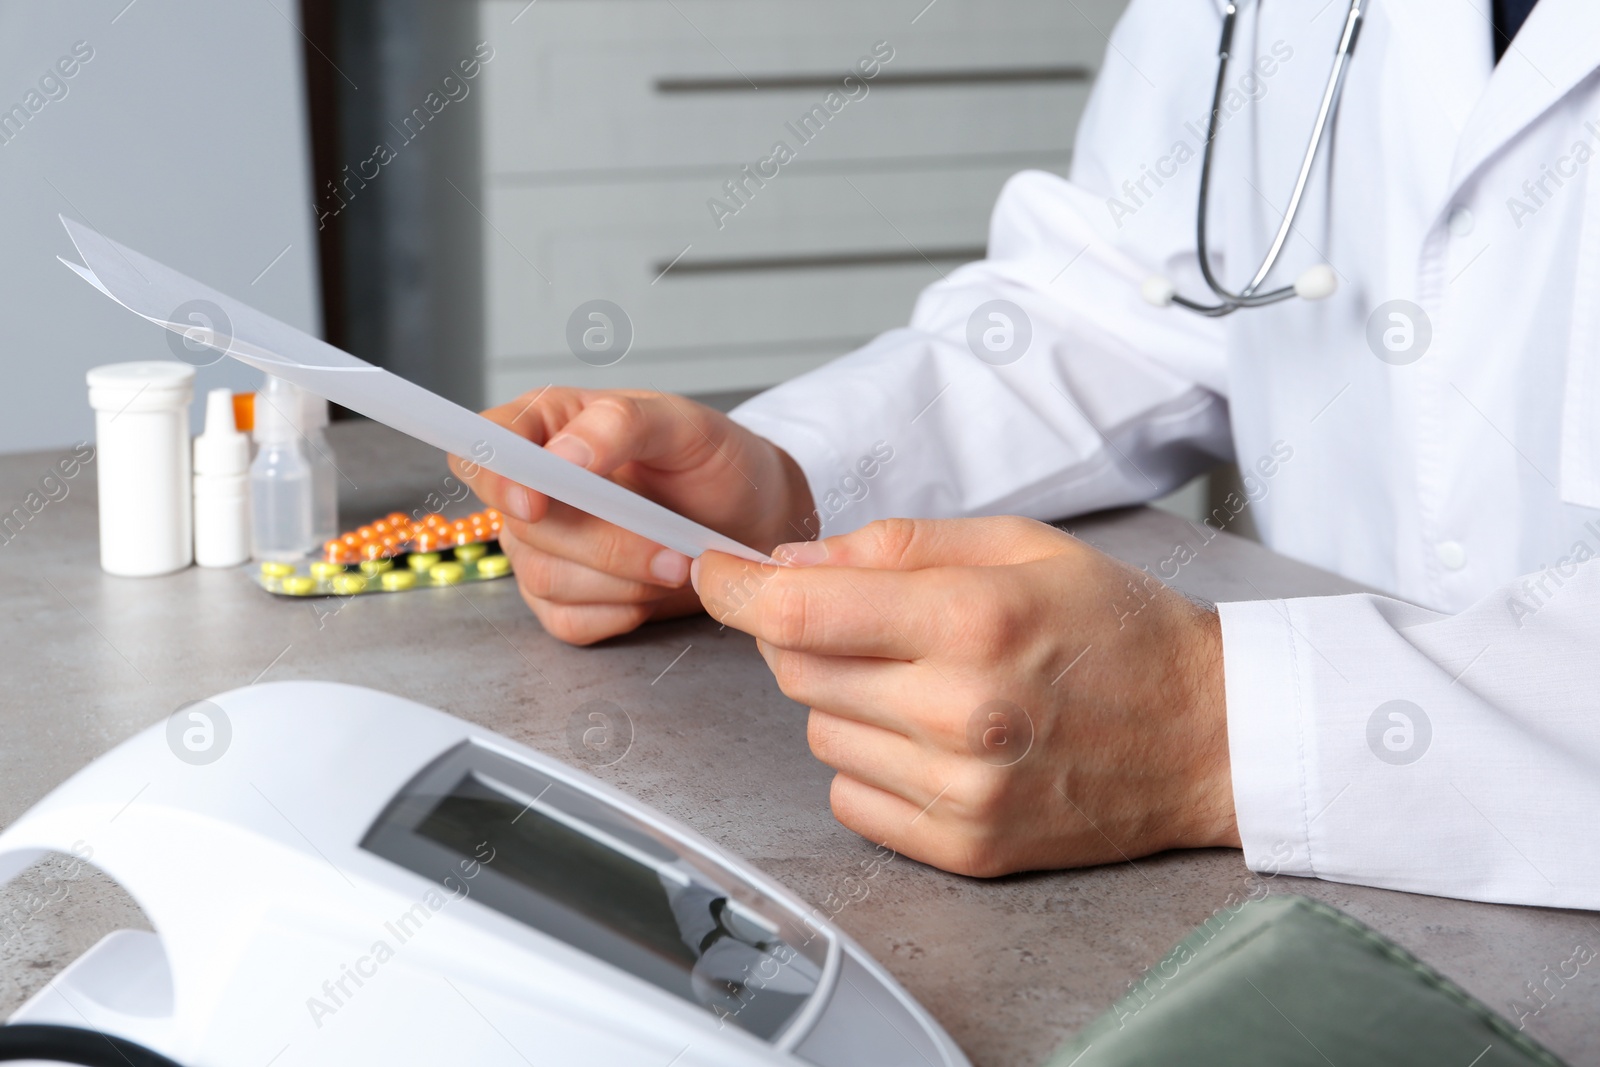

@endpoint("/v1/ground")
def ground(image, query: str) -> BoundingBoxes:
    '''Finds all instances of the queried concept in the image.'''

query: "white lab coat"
[731,0,1600,909]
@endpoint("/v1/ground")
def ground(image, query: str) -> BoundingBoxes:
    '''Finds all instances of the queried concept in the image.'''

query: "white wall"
[0,0,320,454]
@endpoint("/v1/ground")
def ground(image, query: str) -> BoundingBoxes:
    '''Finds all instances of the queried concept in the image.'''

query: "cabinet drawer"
[487,342,864,402]
[479,0,1120,174]
[482,163,1045,365]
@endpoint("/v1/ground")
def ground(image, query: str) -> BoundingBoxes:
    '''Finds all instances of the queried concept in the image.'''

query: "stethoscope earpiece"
[1141,276,1177,307]
[1293,264,1338,300]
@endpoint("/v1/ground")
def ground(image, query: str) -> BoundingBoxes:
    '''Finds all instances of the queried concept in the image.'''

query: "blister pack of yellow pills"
[256,509,514,597]
[258,541,512,597]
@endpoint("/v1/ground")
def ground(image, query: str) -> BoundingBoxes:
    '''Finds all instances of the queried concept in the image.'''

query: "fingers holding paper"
[693,517,1239,878]
[449,387,815,645]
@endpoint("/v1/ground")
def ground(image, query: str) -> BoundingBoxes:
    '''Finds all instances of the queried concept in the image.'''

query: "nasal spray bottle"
[192,388,251,567]
[250,375,314,560]
[300,390,339,547]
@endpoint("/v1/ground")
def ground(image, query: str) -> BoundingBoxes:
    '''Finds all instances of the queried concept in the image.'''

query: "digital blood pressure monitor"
[0,682,969,1067]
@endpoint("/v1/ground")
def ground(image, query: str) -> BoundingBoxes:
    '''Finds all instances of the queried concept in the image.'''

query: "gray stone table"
[2,421,1595,1065]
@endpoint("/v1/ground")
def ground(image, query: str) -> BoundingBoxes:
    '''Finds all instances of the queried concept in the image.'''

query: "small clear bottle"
[300,390,339,547]
[250,375,314,560]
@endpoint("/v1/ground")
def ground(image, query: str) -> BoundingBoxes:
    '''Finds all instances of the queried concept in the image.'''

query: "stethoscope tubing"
[1170,0,1364,317]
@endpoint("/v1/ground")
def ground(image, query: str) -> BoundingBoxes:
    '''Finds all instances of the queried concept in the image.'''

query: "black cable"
[0,1023,184,1066]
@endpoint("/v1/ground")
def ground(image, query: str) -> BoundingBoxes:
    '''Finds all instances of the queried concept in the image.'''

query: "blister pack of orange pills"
[256,509,513,597]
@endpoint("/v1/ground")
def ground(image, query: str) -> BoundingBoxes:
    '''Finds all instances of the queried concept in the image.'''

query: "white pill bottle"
[86,361,195,576]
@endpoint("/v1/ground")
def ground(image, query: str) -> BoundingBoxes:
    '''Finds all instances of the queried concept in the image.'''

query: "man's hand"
[449,388,814,646]
[693,517,1238,877]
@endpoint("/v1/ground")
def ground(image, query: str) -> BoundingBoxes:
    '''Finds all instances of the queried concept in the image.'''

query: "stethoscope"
[1143,0,1365,316]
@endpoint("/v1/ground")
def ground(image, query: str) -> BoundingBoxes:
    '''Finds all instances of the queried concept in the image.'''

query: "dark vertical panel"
[328,0,485,409]
[297,0,345,353]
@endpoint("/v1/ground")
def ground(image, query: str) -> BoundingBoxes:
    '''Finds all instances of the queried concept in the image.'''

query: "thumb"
[773,516,1066,571]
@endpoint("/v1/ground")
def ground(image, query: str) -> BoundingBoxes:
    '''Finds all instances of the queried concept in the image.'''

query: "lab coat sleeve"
[729,0,1235,536]
[1220,558,1600,910]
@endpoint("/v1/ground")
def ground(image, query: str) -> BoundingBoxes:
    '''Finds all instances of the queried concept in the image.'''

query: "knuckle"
[922,702,970,751]
[950,838,1011,880]
[490,388,558,434]
[483,402,523,431]
[621,578,670,605]
[950,765,1014,830]
[771,649,810,701]
[862,518,919,565]
[536,603,607,647]
[827,775,873,834]
[763,578,814,649]
[997,514,1045,539]
[587,394,645,439]
[708,561,772,619]
[962,781,1010,828]
[515,551,559,600]
[531,602,582,644]
[589,529,639,579]
[806,710,844,762]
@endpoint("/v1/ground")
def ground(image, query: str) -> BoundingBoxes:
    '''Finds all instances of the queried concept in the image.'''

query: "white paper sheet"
[59,217,769,563]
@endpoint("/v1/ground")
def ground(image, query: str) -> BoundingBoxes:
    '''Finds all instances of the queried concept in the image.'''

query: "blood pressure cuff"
[1045,895,1567,1067]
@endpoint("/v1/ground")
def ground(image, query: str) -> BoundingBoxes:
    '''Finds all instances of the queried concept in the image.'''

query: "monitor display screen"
[363,745,822,1041]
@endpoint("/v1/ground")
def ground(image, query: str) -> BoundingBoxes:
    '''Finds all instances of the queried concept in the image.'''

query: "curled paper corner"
[58,255,114,299]
[56,217,771,564]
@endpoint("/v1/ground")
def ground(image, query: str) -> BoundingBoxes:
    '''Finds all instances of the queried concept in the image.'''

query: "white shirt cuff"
[1218,598,1316,880]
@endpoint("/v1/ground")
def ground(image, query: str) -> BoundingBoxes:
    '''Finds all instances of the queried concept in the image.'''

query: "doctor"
[456,0,1600,910]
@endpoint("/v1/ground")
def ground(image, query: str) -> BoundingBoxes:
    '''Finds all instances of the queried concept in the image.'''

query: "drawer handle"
[653,247,987,277]
[656,66,1091,94]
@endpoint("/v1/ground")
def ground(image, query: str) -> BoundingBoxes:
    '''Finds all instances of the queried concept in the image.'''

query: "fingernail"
[650,548,691,586]
[504,484,533,522]
[774,540,828,567]
[689,556,702,594]
[545,434,594,469]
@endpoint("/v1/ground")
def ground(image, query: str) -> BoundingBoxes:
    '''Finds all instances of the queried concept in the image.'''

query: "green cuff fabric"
[1045,895,1567,1067]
